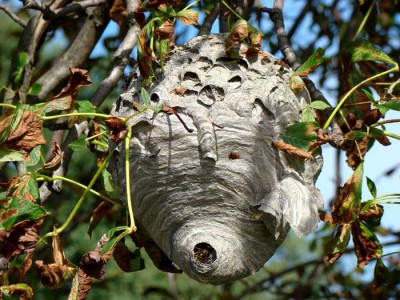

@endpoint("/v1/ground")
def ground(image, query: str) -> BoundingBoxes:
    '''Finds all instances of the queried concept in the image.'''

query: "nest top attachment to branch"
[109,34,324,284]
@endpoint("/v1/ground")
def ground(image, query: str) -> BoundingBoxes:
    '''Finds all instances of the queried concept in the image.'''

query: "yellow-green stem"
[220,0,243,20]
[86,131,107,141]
[41,112,111,121]
[323,65,399,132]
[125,126,136,230]
[42,149,115,238]
[353,0,376,41]
[182,0,199,10]
[36,174,121,205]
[0,103,17,109]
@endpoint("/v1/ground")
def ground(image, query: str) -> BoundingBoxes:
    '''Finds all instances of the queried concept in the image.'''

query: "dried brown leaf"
[88,201,114,237]
[359,203,384,223]
[104,117,125,131]
[79,250,106,280]
[272,140,313,159]
[155,19,174,41]
[324,224,351,263]
[176,9,199,26]
[3,110,45,159]
[110,0,127,27]
[16,252,33,282]
[170,87,186,95]
[319,212,333,223]
[225,20,249,52]
[351,220,382,267]
[76,268,93,300]
[0,218,43,259]
[43,141,61,170]
[36,261,74,289]
[331,163,363,224]
[51,68,92,106]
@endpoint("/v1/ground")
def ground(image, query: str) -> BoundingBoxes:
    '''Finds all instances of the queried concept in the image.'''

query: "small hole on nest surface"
[151,93,160,102]
[193,243,217,264]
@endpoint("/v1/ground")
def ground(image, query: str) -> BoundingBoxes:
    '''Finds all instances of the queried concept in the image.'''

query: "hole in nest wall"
[193,243,217,264]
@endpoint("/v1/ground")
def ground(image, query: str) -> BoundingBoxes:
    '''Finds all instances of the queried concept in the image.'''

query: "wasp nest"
[109,34,324,284]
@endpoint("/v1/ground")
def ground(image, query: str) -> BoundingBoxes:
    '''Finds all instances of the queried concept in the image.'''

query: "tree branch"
[0,4,27,28]
[35,4,111,101]
[91,0,141,107]
[198,1,221,35]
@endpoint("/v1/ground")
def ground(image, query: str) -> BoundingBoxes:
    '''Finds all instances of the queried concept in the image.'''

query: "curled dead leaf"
[359,203,384,226]
[1,110,46,159]
[36,261,75,289]
[109,0,127,27]
[272,140,313,159]
[79,250,106,280]
[176,9,199,26]
[155,19,174,41]
[43,141,61,170]
[225,20,249,53]
[0,218,44,259]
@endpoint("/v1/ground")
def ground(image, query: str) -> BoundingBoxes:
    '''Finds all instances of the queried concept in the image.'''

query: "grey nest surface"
[109,34,324,284]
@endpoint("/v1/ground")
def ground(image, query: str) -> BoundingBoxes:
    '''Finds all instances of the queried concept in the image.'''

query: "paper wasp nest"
[109,34,324,284]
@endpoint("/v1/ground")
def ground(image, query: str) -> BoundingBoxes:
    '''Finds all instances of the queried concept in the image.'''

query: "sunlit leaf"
[141,88,151,106]
[283,121,318,151]
[308,100,331,110]
[293,48,325,77]
[366,176,377,198]
[75,100,97,114]
[25,145,42,167]
[289,75,305,91]
[0,147,24,162]
[349,39,394,64]
[0,197,47,230]
[176,9,199,26]
[376,98,400,114]
[12,52,28,84]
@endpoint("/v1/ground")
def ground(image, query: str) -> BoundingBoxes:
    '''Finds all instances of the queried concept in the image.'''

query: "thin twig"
[0,4,27,27]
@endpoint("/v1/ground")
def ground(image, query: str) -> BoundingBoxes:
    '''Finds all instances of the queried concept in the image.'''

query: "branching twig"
[0,4,27,27]
[91,0,141,107]
[262,1,344,147]
[36,5,110,101]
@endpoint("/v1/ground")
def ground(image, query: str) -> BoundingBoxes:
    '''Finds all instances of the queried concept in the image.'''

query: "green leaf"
[293,48,325,77]
[25,145,42,167]
[366,176,377,198]
[100,226,130,255]
[75,100,97,114]
[12,52,28,84]
[0,147,24,162]
[0,283,34,299]
[0,104,27,144]
[140,88,151,106]
[34,99,72,116]
[345,130,367,141]
[308,101,330,110]
[362,89,376,104]
[283,122,318,151]
[349,39,394,64]
[300,107,316,123]
[101,169,120,199]
[376,98,400,114]
[0,197,47,230]
[28,83,42,96]
[68,136,87,151]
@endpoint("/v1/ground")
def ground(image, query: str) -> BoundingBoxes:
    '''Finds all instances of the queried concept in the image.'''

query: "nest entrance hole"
[193,243,217,264]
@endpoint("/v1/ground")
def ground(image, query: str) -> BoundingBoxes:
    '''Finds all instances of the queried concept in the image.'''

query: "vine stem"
[0,103,17,109]
[41,112,111,121]
[36,174,122,205]
[42,149,115,238]
[125,126,136,230]
[220,0,243,20]
[322,64,399,132]
[353,0,376,41]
